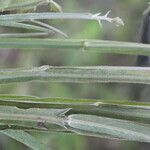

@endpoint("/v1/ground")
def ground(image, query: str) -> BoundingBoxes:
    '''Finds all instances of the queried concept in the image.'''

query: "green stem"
[0,66,150,84]
[0,12,114,22]
[0,38,149,56]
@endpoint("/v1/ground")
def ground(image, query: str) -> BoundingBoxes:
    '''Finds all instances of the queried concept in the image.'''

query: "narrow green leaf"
[0,21,53,33]
[67,114,150,143]
[0,32,50,38]
[0,21,67,37]
[30,20,68,37]
[1,130,48,150]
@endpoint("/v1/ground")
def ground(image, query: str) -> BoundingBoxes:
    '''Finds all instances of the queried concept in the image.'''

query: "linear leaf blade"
[1,130,48,150]
[67,114,150,143]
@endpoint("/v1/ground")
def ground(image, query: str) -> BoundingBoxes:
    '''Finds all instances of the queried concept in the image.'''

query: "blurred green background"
[0,0,150,149]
